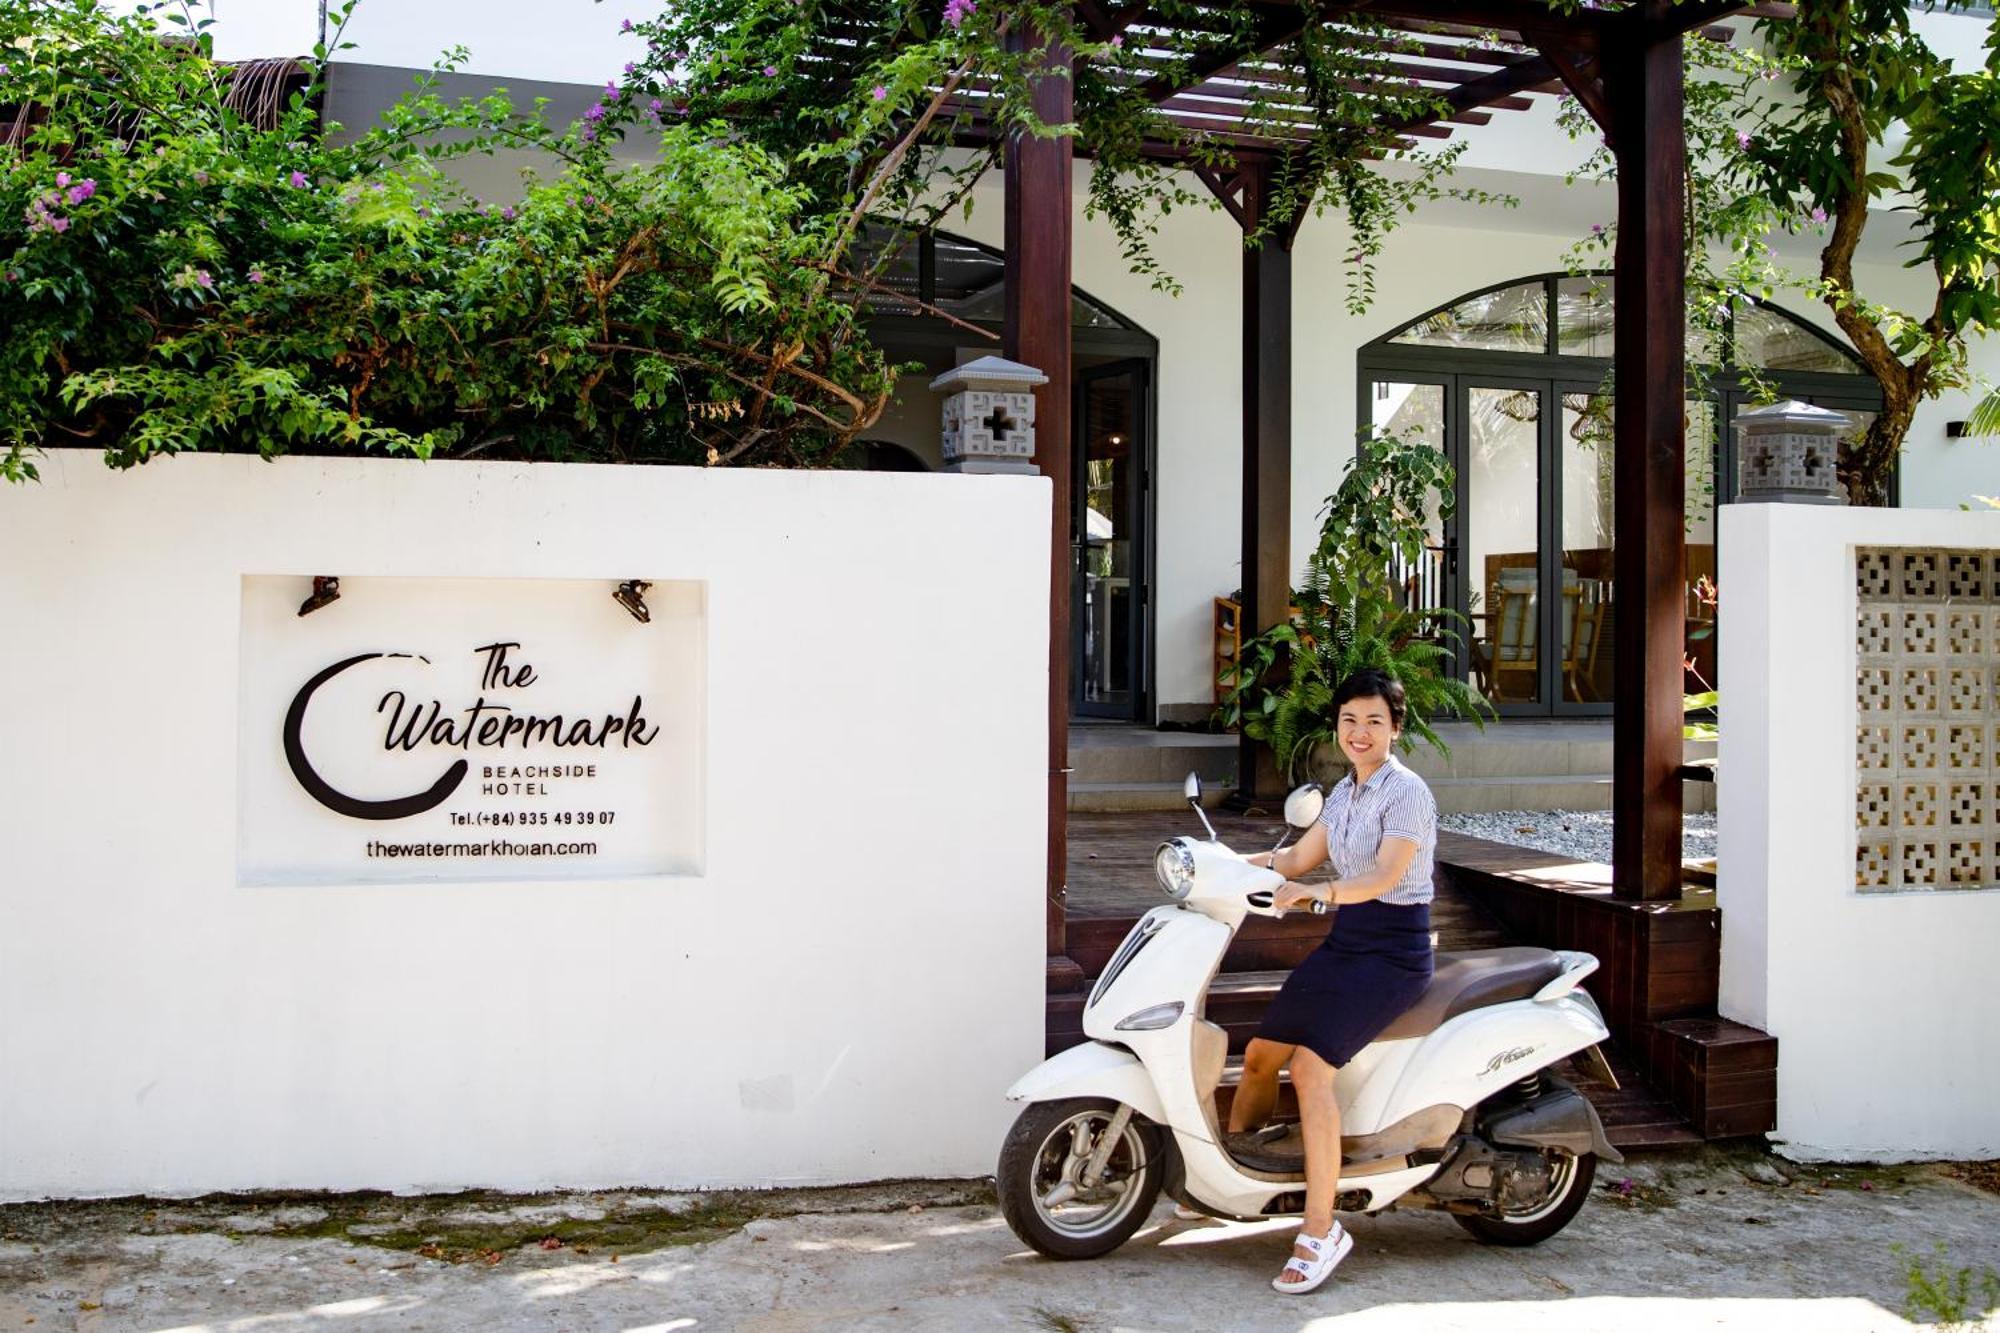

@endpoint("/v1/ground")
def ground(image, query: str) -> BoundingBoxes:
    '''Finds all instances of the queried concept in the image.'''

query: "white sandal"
[1272,1222,1353,1294]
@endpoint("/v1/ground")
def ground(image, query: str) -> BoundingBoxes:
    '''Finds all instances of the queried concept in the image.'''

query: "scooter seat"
[1375,948,1567,1041]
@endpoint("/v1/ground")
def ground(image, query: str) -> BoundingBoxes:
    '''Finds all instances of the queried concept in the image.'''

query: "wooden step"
[1562,1046,1702,1150]
[1645,1016,1779,1140]
[1436,829,1773,1145]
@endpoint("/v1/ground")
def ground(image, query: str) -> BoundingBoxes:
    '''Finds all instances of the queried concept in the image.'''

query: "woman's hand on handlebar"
[1273,880,1328,916]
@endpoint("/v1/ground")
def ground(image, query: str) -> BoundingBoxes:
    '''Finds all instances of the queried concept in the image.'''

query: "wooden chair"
[1563,579,1609,702]
[1486,571,1540,703]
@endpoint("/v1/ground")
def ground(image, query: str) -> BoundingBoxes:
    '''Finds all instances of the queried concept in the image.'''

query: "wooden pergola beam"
[1133,4,1318,103]
[1374,53,1560,135]
[1003,26,1082,985]
[1596,2,1733,904]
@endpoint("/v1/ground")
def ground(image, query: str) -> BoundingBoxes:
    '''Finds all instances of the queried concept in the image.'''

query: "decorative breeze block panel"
[1947,839,1989,887]
[1856,546,2000,893]
[1857,783,1894,829]
[1948,553,1989,601]
[1945,609,1985,656]
[1901,608,1940,656]
[1857,840,1893,889]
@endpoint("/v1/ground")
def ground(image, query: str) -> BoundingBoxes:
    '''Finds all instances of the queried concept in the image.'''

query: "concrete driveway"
[3,1148,1996,1332]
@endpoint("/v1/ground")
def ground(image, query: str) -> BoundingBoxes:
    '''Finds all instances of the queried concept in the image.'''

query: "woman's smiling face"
[1337,694,1399,768]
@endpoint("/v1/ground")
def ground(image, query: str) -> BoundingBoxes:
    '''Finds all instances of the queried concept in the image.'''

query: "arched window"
[1358,273,1881,717]
[1379,273,1868,376]
[850,223,1161,721]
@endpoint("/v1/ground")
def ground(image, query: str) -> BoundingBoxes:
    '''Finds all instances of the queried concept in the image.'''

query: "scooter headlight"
[1154,839,1196,900]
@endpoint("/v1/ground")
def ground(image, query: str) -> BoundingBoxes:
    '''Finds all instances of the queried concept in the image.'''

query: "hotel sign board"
[237,576,705,885]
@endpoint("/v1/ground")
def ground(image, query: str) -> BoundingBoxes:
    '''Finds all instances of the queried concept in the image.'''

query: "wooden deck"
[1435,832,1778,1145]
[1056,812,1766,1149]
[1067,810,1509,946]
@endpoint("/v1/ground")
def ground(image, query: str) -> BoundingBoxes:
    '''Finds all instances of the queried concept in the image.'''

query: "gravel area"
[1440,808,1717,865]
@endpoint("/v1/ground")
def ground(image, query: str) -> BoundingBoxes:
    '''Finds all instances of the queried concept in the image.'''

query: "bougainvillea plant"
[1,0,1499,483]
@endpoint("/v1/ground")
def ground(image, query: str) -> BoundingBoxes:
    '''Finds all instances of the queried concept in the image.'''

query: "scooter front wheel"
[997,1098,1164,1260]
[1452,1149,1597,1246]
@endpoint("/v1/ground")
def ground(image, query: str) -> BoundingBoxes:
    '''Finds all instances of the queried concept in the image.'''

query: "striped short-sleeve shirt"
[1318,754,1437,906]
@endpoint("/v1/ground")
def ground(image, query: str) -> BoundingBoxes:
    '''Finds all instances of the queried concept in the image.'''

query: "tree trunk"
[1844,373,1919,506]
[1804,0,1934,506]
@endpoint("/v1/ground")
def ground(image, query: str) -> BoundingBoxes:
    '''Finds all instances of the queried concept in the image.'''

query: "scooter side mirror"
[1183,772,1220,841]
[1283,783,1325,830]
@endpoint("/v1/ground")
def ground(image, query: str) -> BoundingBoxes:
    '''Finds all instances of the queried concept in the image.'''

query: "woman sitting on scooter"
[1232,666,1437,1294]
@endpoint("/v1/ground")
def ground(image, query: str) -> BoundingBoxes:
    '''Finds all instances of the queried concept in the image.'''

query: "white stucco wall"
[1717,503,2000,1162]
[0,453,1049,1200]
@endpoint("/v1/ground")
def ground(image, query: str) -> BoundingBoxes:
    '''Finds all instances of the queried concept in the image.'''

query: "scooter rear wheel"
[998,1098,1164,1260]
[1452,1149,1597,1247]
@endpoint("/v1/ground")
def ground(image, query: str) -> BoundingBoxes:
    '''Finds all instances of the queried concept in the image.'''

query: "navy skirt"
[1256,899,1435,1068]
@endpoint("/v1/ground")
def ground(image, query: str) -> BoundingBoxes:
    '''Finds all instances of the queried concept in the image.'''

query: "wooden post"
[1237,160,1293,804]
[1004,28,1081,982]
[1608,4,1687,903]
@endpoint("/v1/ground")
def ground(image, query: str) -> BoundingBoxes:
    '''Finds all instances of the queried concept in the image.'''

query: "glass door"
[1072,361,1149,719]
[1462,381,1550,712]
[1556,387,1616,709]
[1367,377,1455,618]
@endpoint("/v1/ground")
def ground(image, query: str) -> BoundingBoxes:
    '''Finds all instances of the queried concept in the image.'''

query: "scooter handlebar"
[1245,889,1330,917]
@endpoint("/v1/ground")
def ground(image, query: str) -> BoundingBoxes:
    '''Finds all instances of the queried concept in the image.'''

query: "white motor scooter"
[998,775,1624,1260]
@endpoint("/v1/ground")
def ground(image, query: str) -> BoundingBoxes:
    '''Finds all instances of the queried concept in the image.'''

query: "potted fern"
[1217,433,1493,781]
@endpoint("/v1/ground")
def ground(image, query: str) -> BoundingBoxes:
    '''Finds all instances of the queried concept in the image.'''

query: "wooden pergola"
[993,0,1777,988]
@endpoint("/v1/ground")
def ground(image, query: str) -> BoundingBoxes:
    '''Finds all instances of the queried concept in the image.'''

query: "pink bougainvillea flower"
[248,268,264,283]
[194,269,213,289]
[871,84,888,101]
[619,18,634,32]
[583,103,607,122]
[623,62,637,75]
[1110,34,1122,47]
[944,0,976,28]
[66,179,96,205]
[49,215,70,233]
[55,171,70,187]
[501,205,516,221]
[581,126,598,142]
[289,170,310,188]
[1810,206,1828,224]
[763,64,778,77]
[1735,130,1752,150]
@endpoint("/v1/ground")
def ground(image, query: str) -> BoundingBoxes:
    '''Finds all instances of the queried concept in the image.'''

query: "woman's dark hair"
[1332,669,1407,730]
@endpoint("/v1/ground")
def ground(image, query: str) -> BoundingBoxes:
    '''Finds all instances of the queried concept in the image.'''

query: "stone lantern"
[1733,400,1851,505]
[931,355,1048,476]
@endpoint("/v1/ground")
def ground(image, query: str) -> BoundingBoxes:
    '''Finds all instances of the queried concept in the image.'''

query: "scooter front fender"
[1005,1040,1167,1125]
